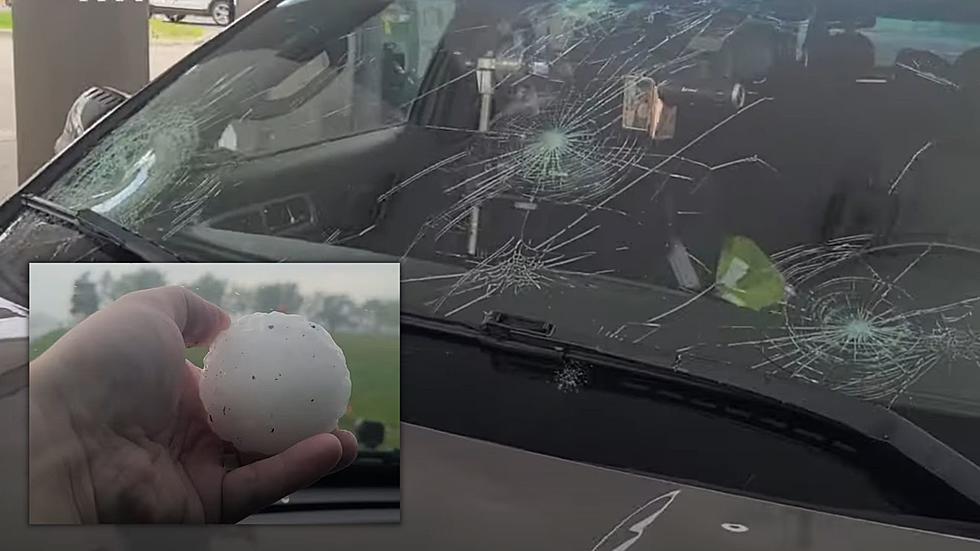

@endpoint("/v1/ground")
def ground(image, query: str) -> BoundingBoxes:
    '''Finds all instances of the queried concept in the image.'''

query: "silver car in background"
[149,0,236,26]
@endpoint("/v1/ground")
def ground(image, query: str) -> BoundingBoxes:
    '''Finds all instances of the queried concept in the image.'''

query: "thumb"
[116,286,230,348]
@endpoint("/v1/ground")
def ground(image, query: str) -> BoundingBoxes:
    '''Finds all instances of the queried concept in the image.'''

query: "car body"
[149,0,236,26]
[3,0,980,546]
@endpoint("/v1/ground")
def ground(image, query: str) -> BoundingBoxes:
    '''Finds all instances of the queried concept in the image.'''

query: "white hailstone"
[199,311,351,455]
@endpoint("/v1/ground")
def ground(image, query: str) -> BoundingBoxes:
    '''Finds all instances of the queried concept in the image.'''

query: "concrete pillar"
[12,0,148,183]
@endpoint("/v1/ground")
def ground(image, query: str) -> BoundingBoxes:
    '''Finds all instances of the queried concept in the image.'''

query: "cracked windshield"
[3,0,980,462]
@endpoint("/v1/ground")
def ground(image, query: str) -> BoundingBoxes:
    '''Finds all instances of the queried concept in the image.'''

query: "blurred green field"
[32,329,400,450]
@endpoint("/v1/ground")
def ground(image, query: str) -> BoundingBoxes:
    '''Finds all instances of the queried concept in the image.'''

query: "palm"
[86,362,230,523]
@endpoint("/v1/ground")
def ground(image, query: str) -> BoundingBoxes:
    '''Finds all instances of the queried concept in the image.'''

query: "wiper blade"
[401,310,980,514]
[20,194,182,262]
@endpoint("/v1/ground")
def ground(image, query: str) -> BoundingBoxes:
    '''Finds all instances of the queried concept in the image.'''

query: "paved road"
[152,18,221,78]
[150,42,201,80]
[0,25,211,202]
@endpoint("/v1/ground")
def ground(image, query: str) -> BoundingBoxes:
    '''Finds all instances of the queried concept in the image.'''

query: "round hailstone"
[199,312,351,455]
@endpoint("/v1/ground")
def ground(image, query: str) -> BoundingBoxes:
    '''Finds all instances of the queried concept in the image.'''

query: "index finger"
[221,433,345,522]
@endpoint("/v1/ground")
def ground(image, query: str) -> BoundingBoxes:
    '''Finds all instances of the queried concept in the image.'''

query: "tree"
[98,271,114,301]
[314,294,357,332]
[253,283,304,314]
[106,269,167,300]
[300,292,326,320]
[187,273,228,305]
[362,299,381,332]
[70,272,100,320]
[363,298,399,334]
[225,287,255,315]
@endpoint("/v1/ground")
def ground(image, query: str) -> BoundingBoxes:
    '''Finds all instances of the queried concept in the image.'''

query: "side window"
[224,0,455,156]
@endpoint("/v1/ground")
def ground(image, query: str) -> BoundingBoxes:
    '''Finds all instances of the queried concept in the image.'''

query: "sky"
[29,263,399,322]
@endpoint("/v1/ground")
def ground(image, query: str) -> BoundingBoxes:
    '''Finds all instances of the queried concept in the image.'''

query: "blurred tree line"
[70,269,398,335]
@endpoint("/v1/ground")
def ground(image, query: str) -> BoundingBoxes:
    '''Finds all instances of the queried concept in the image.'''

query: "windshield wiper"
[401,310,980,518]
[20,194,182,262]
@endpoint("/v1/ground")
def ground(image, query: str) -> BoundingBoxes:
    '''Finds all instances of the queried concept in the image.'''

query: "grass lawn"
[0,11,12,32]
[32,329,401,450]
[149,19,206,42]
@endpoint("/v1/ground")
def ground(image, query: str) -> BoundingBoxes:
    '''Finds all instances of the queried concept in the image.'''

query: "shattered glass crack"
[723,245,980,405]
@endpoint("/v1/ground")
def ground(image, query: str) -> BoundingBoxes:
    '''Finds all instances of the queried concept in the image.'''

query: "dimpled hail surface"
[199,312,351,455]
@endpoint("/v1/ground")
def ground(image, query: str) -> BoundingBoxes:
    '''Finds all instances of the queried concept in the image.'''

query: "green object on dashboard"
[715,235,786,311]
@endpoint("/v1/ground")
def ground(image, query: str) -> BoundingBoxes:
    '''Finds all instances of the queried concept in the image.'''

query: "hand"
[29,286,357,523]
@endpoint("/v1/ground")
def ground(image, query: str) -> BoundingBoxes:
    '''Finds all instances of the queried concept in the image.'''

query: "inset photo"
[28,263,399,525]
